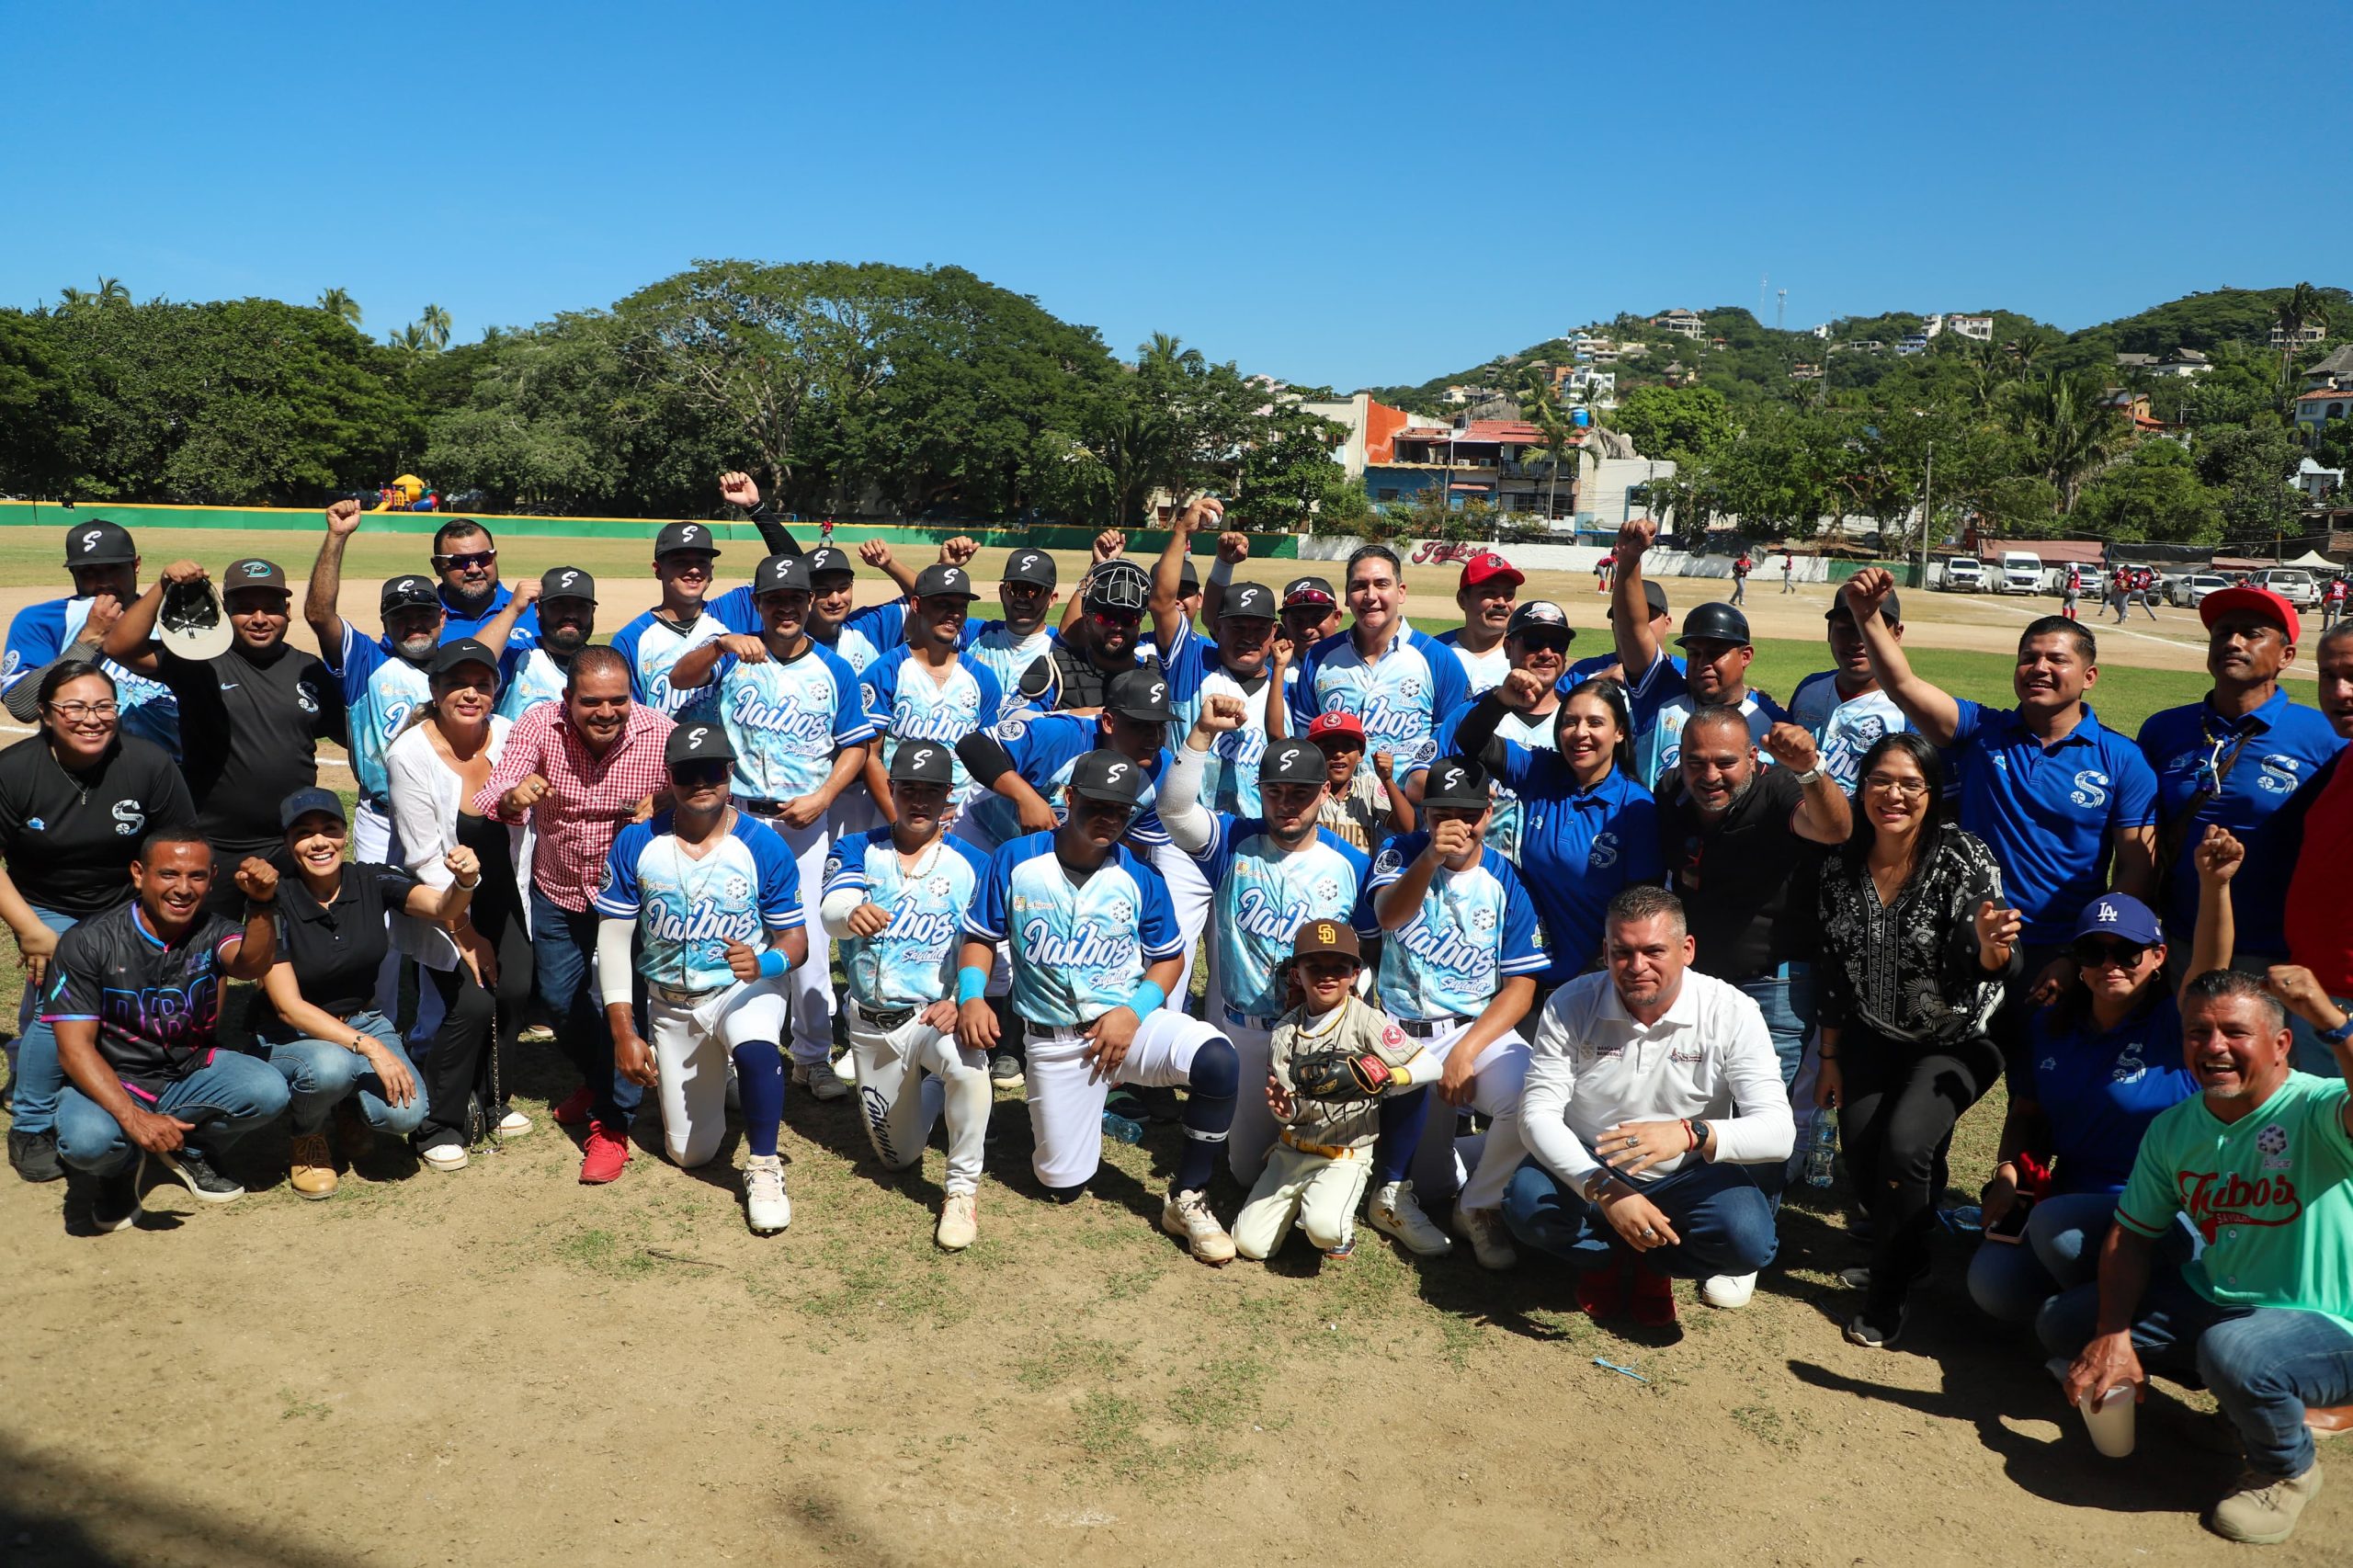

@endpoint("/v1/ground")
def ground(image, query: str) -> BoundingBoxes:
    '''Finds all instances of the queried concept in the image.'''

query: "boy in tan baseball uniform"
[1234,920,1435,1261]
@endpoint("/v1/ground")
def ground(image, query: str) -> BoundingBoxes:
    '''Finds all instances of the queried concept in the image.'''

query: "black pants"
[1841,1025,2002,1307]
[416,819,533,1148]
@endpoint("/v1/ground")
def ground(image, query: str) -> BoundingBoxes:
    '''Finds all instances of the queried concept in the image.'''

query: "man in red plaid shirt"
[472,645,676,1183]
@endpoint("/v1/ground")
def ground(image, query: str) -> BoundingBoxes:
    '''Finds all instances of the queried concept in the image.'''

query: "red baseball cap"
[1306,710,1366,744]
[2199,585,2300,644]
[1459,551,1524,590]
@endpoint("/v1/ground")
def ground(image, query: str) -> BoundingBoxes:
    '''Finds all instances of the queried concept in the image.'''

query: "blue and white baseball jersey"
[1191,812,1370,1019]
[1788,670,1910,795]
[1290,621,1470,776]
[329,624,433,802]
[1159,619,1272,816]
[1437,629,1509,698]
[494,645,570,722]
[708,641,874,803]
[1360,835,1548,1020]
[965,832,1181,1029]
[1627,661,1786,788]
[860,646,1006,795]
[821,827,990,1011]
[594,809,804,994]
[610,608,732,723]
[961,618,1057,708]
[819,601,909,676]
[2,597,180,755]
[961,712,1170,850]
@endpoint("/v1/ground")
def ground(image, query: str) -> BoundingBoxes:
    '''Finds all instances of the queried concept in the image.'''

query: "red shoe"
[1576,1255,1631,1318]
[578,1121,631,1184]
[551,1085,593,1127]
[1631,1265,1679,1328]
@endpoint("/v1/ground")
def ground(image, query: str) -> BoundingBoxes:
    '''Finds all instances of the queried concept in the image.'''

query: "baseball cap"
[380,574,439,613]
[1830,587,1902,626]
[428,637,499,678]
[1608,580,1671,623]
[1105,668,1176,722]
[63,521,136,567]
[1674,602,1752,649]
[1084,559,1152,613]
[753,553,813,595]
[1258,740,1326,786]
[1002,549,1058,588]
[1421,755,1493,811]
[1305,710,1365,744]
[278,786,347,832]
[1505,600,1574,642]
[803,545,854,580]
[1459,551,1523,590]
[666,722,736,768]
[1220,583,1279,622]
[2072,892,2163,948]
[2200,585,2300,645]
[889,740,956,786]
[654,521,720,559]
[1068,748,1147,807]
[1178,557,1201,592]
[158,575,232,660]
[1290,917,1362,965]
[1282,574,1337,610]
[912,562,980,600]
[540,566,597,605]
[222,558,289,594]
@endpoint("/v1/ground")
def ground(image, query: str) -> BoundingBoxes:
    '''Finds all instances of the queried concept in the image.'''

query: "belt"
[1223,1004,1280,1030]
[1281,1129,1361,1160]
[852,1001,915,1029]
[647,980,725,1006]
[1396,1014,1467,1040]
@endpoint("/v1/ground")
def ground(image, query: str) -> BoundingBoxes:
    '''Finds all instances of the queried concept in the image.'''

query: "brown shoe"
[289,1132,338,1200]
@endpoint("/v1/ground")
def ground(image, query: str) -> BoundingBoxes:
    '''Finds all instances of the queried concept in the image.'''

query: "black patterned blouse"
[1815,824,2019,1047]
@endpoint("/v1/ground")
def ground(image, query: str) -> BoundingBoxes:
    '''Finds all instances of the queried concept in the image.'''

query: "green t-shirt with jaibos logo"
[2116,1073,2353,1332]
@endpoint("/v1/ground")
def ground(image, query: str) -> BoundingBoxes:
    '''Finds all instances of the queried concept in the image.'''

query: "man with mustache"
[1788,587,1912,795]
[427,517,539,653]
[497,568,600,719]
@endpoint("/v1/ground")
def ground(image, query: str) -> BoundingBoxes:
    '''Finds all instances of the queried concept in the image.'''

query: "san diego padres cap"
[1002,549,1057,588]
[222,558,289,594]
[1290,917,1361,964]
[540,566,597,605]
[1258,740,1326,786]
[1220,583,1279,622]
[888,740,956,786]
[754,553,813,595]
[1104,668,1175,722]
[665,722,736,767]
[1421,755,1493,810]
[654,521,720,559]
[803,545,854,580]
[1068,748,1147,807]
[912,562,980,600]
[63,521,136,567]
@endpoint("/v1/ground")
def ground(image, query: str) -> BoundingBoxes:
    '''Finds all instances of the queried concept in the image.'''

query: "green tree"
[317,289,362,329]
[2197,426,2305,541]
[2275,281,2330,393]
[420,303,452,351]
[1613,382,1733,465]
[2072,439,2224,542]
[2007,372,2125,510]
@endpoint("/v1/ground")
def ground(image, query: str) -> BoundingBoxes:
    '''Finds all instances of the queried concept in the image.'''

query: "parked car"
[1997,551,2044,595]
[2165,573,2234,608]
[1938,557,1987,592]
[2252,568,2322,609]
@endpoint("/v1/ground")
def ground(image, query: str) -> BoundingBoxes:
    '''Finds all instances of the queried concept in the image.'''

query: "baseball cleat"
[988,1054,1025,1090]
[936,1189,978,1251]
[1367,1180,1451,1256]
[744,1154,790,1234]
[790,1061,849,1104]
[1161,1187,1235,1266]
[1453,1202,1518,1271]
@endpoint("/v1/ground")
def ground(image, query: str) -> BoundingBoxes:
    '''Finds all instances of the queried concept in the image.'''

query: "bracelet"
[957,966,989,1006]
[756,949,789,980]
[1128,981,1166,1018]
[456,875,482,892]
[350,1033,370,1053]
[1684,1119,1699,1151]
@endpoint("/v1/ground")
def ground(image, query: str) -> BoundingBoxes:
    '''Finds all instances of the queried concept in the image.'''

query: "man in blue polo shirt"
[1843,565,2158,1062]
[2137,585,2343,962]
[1290,544,1469,780]
[427,517,540,651]
[1608,519,1784,787]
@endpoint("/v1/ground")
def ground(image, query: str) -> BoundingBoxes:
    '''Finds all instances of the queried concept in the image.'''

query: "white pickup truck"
[1939,557,1987,592]
[1998,551,2045,595]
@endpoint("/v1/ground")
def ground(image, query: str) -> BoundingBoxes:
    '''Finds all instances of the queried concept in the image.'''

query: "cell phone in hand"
[1984,1194,2036,1244]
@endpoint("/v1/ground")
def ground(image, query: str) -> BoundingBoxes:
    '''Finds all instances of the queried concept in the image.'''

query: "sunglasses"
[1516,634,1571,654]
[2072,938,2151,968]
[436,550,496,571]
[1090,609,1142,629]
[670,761,730,787]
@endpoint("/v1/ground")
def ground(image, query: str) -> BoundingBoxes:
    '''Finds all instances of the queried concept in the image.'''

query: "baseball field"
[1,528,2330,1567]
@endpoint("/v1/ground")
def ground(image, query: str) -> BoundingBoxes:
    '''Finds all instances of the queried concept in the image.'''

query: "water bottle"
[1101,1109,1144,1145]
[1803,1108,1838,1187]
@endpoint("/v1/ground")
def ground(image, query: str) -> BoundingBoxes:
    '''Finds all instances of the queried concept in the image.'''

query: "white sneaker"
[937,1189,978,1251]
[1368,1180,1452,1256]
[1699,1272,1757,1309]
[418,1142,468,1174]
[1160,1187,1235,1266]
[831,1050,858,1085]
[1454,1202,1518,1271]
[496,1108,534,1137]
[790,1060,849,1103]
[744,1154,790,1234]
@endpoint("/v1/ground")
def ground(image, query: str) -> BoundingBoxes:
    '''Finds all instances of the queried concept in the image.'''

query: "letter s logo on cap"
[561,571,579,588]
[681,527,699,544]
[687,726,710,750]
[81,530,101,553]
[1104,761,1129,785]
[909,746,933,769]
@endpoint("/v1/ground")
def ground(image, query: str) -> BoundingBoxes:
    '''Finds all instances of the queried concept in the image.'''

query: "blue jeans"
[263,1010,428,1138]
[1737,962,1813,1090]
[2039,1263,2353,1479]
[530,885,642,1131]
[6,906,81,1135]
[1964,1189,2202,1324]
[1502,1155,1781,1278]
[54,1051,290,1176]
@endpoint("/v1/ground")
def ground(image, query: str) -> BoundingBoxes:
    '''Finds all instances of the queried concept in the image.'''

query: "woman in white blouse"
[386,639,535,1170]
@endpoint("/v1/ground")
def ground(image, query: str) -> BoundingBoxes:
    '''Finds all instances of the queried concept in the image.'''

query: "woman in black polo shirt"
[256,787,480,1199]
[0,661,196,1183]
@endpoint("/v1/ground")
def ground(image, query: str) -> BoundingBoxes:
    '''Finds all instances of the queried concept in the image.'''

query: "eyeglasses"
[2072,938,2151,968]
[1861,774,1929,798]
[435,550,496,571]
[47,699,118,721]
[670,761,730,787]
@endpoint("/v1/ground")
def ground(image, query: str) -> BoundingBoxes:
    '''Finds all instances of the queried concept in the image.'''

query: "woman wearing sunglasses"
[1814,732,2022,1348]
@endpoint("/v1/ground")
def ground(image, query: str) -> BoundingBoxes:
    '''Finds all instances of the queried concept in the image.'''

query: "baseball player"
[1424,600,1573,867]
[667,551,875,1097]
[594,723,808,1235]
[818,742,993,1250]
[1234,921,1436,1262]
[496,567,599,720]
[858,562,1006,822]
[959,548,1063,711]
[1158,696,1373,1185]
[608,521,764,722]
[1359,755,1548,1269]
[955,748,1242,1264]
[1150,503,1279,817]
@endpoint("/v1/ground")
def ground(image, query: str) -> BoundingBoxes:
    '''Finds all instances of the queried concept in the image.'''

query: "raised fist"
[1091,529,1126,564]
[2194,824,2244,884]
[1845,567,1896,621]
[1614,517,1657,562]
[159,559,208,586]
[443,845,482,885]
[719,472,761,510]
[717,632,769,665]
[1195,694,1247,735]
[1371,751,1393,781]
[722,937,763,983]
[858,540,893,569]
[506,773,551,812]
[1217,531,1250,565]
[1429,817,1479,861]
[234,857,279,903]
[1760,722,1819,773]
[325,498,365,538]
[938,536,980,567]
[1497,667,1548,711]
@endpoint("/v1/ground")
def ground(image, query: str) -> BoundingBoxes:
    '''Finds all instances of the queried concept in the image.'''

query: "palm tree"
[317,288,362,328]
[391,323,432,354]
[57,286,93,313]
[2275,281,2329,392]
[95,277,130,306]
[420,303,452,350]
[2013,373,2125,512]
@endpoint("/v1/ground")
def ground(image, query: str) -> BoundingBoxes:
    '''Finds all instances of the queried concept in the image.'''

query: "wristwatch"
[1688,1118,1711,1158]
[2319,1016,2353,1047]
[1790,767,1824,786]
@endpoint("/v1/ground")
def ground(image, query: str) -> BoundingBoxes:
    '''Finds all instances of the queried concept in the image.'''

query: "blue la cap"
[2073,892,2163,947]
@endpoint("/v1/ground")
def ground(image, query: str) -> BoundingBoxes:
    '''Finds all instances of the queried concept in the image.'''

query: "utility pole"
[1916,439,1935,587]
[1777,288,1788,333]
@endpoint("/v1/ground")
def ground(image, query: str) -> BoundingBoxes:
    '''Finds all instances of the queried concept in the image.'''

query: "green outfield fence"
[0,500,1302,558]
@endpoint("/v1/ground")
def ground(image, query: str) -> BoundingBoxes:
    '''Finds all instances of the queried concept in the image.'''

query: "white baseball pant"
[646,977,789,1168]
[1405,1018,1529,1211]
[766,814,836,1068]
[845,1005,990,1197]
[1215,1012,1280,1186]
[1148,841,1211,1008]
[1025,1009,1229,1190]
[1233,1141,1370,1259]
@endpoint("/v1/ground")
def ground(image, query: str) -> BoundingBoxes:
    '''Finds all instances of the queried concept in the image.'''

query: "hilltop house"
[1652,309,1705,340]
[2303,345,2353,392]
[2274,321,2329,348]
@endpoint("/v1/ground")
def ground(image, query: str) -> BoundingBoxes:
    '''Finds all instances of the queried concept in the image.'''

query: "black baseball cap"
[888,740,956,786]
[1002,549,1057,588]
[1221,583,1279,622]
[803,545,854,580]
[1607,580,1671,623]
[666,722,736,767]
[654,521,721,559]
[1085,560,1152,614]
[913,562,980,601]
[1105,668,1176,722]
[1506,600,1574,642]
[1068,748,1148,807]
[1282,574,1337,610]
[1830,588,1902,625]
[540,567,597,605]
[754,553,813,595]
[63,521,136,567]
[278,786,347,831]
[222,558,289,594]
[1422,755,1493,811]
[1258,740,1326,786]
[1177,557,1201,592]
[428,638,499,678]
[380,574,439,613]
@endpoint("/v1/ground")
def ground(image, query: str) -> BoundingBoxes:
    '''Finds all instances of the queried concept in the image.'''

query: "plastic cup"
[2077,1383,2137,1458]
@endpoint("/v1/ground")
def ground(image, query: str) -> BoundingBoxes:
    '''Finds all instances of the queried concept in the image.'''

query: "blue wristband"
[756,949,788,980]
[1128,981,1166,1018]
[957,966,989,1006]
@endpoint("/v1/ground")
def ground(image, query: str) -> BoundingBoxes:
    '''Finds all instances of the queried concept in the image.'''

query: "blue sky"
[6,1,2345,392]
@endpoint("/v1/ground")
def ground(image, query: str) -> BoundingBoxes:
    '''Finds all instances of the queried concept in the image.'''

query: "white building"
[1652,309,1706,340]
[1945,313,1995,341]
[2274,321,2329,348]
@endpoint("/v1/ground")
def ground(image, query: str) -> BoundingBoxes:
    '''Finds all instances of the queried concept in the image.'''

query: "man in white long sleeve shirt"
[1503,884,1792,1328]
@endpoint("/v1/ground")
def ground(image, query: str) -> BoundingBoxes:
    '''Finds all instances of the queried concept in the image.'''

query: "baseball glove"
[1289,1049,1395,1101]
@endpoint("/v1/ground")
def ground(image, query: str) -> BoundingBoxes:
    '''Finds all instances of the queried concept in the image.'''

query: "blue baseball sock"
[732,1041,785,1158]
[1174,1036,1238,1193]
[1374,1086,1430,1186]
